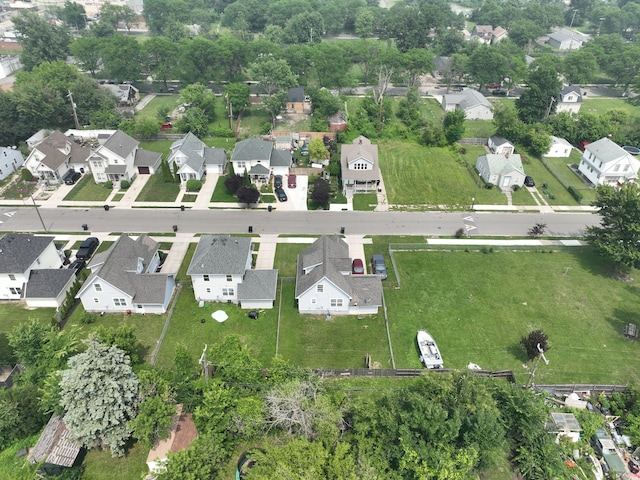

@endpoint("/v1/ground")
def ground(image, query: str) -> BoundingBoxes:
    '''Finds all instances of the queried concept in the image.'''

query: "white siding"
[192,273,243,303]
[297,278,350,314]
[79,278,133,313]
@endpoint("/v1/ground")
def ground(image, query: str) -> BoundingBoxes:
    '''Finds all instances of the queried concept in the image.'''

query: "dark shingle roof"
[287,87,305,102]
[0,234,55,273]
[102,130,138,159]
[248,163,270,175]
[25,269,75,298]
[270,149,292,167]
[295,235,352,298]
[238,269,278,301]
[187,235,251,275]
[231,138,273,162]
[32,131,91,170]
[134,149,161,167]
[168,133,227,171]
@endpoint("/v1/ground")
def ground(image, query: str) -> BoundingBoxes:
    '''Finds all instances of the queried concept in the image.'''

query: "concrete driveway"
[272,175,308,211]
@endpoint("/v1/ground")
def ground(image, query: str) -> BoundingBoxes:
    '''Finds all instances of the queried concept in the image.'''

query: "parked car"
[68,259,86,276]
[274,175,283,189]
[63,169,81,185]
[524,176,535,187]
[76,237,99,260]
[288,174,297,188]
[492,89,507,96]
[371,254,387,280]
[352,258,365,274]
[301,144,309,156]
[275,187,287,202]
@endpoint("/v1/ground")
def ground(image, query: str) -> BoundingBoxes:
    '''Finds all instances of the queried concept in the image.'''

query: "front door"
[502,176,511,187]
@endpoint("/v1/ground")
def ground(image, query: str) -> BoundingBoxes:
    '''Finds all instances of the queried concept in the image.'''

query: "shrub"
[120,180,130,190]
[210,127,235,137]
[512,184,520,191]
[568,186,583,203]
[186,179,202,192]
[21,168,34,181]
[80,312,97,325]
[104,181,113,189]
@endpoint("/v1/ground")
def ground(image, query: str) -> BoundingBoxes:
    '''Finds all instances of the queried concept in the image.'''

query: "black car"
[76,237,99,260]
[63,170,81,185]
[275,187,287,202]
[273,175,283,189]
[68,259,86,276]
[492,89,507,96]
[524,176,535,187]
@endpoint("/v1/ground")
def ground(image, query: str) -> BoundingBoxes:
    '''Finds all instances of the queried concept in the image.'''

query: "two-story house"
[230,138,292,184]
[556,85,583,114]
[24,131,91,183]
[295,235,382,316]
[286,87,310,114]
[471,25,508,44]
[76,234,176,314]
[166,132,227,184]
[0,147,24,181]
[578,137,640,186]
[340,136,380,197]
[187,235,277,309]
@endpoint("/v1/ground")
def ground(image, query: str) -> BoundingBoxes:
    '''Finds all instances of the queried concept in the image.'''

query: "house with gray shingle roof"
[25,268,76,309]
[24,131,91,183]
[556,85,583,114]
[167,132,227,183]
[295,235,382,315]
[76,234,176,314]
[231,138,292,184]
[286,87,310,113]
[578,137,640,186]
[187,235,277,309]
[476,153,526,189]
[0,234,64,300]
[340,136,380,197]
[488,136,515,156]
[441,88,493,120]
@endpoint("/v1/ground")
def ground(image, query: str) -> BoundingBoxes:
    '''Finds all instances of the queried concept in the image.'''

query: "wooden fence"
[315,368,516,383]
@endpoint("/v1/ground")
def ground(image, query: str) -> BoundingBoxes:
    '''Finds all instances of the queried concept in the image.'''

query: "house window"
[203,275,210,282]
[624,165,630,171]
[94,284,102,292]
[317,284,324,293]
[206,288,211,293]
[614,164,620,172]
[137,304,143,309]
[330,298,343,307]
[226,274,233,282]
[222,288,235,296]
[113,298,127,306]
[9,287,21,295]
[93,298,99,303]
[237,161,246,169]
[8,274,15,281]
[311,298,317,304]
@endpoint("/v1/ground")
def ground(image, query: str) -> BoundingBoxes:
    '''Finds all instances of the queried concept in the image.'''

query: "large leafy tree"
[130,369,176,448]
[252,57,298,96]
[70,36,102,76]
[59,338,139,456]
[142,0,189,34]
[12,11,70,71]
[99,33,143,81]
[515,66,561,123]
[143,36,179,89]
[55,1,87,30]
[585,182,640,272]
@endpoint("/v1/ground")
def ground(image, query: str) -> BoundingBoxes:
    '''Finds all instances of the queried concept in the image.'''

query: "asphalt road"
[0,207,600,238]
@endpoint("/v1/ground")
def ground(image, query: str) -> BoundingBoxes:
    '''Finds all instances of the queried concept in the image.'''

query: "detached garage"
[134,150,162,175]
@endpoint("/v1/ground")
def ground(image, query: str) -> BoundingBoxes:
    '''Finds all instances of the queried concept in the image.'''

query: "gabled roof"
[287,87,305,102]
[28,415,81,468]
[25,269,75,299]
[340,136,380,181]
[443,89,491,111]
[550,136,573,148]
[231,138,273,163]
[188,235,251,276]
[101,130,138,159]
[101,84,139,103]
[248,163,270,175]
[238,269,278,301]
[0,234,55,273]
[168,133,226,170]
[134,149,161,167]
[78,235,172,305]
[31,131,91,170]
[478,153,525,176]
[270,149,292,167]
[204,148,227,166]
[295,235,353,299]
[328,110,347,124]
[489,135,513,147]
[559,85,582,103]
[585,137,635,164]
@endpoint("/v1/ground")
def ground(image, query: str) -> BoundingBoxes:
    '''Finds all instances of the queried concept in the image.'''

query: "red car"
[352,259,365,274]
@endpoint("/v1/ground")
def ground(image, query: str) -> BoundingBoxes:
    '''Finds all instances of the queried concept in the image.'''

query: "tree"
[12,11,70,71]
[70,37,102,76]
[176,107,209,137]
[308,137,328,161]
[157,433,229,479]
[224,83,250,118]
[563,49,599,85]
[585,182,640,272]
[468,46,507,91]
[142,0,189,34]
[355,8,374,38]
[59,338,139,456]
[143,36,179,89]
[95,324,141,364]
[311,178,330,207]
[179,83,216,120]
[252,57,298,96]
[99,33,143,82]
[99,3,138,33]
[224,174,243,193]
[130,369,176,449]
[401,48,434,88]
[520,329,550,360]
[237,186,261,206]
[442,109,466,145]
[515,66,562,123]
[492,102,526,144]
[56,1,87,30]
[263,91,286,129]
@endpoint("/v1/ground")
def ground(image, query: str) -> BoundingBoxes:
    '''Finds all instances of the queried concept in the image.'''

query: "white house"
[187,235,277,309]
[0,147,24,181]
[24,131,91,183]
[471,25,507,44]
[24,269,76,309]
[340,135,380,197]
[488,136,515,156]
[476,153,526,188]
[546,29,589,50]
[0,234,64,300]
[556,85,583,114]
[76,234,176,314]
[441,88,493,120]
[167,132,227,184]
[0,55,21,79]
[230,138,292,184]
[546,136,573,157]
[295,235,382,316]
[578,137,640,186]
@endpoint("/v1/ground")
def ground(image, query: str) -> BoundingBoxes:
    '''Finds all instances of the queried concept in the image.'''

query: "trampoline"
[623,146,640,155]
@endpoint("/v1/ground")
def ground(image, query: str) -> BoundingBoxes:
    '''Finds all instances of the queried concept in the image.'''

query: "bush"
[80,312,96,325]
[104,181,113,189]
[512,184,520,191]
[210,127,235,137]
[20,168,34,181]
[186,179,202,192]
[120,180,130,190]
[568,186,583,203]
[485,184,494,189]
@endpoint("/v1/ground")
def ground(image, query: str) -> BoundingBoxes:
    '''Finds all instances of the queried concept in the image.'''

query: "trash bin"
[104,205,109,211]
[248,226,253,233]
[340,227,345,234]
[180,205,185,211]
[268,205,272,212]
[172,225,178,232]
[82,224,88,231]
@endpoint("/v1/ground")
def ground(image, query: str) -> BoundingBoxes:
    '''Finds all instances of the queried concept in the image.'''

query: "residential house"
[88,130,161,182]
[275,134,294,151]
[187,235,277,309]
[0,234,64,300]
[101,83,140,106]
[286,87,310,114]
[548,412,582,443]
[546,136,573,157]
[492,26,508,42]
[24,268,76,309]
[471,25,507,44]
[476,153,526,188]
[328,110,347,132]
[24,131,91,183]
[0,147,23,181]
[546,29,588,50]
[28,415,82,476]
[441,88,493,120]
[146,406,198,474]
[578,137,640,186]
[556,85,583,113]
[166,132,227,183]
[0,54,21,79]
[76,234,176,314]
[488,136,515,156]
[340,135,380,197]
[295,235,382,316]
[230,138,292,184]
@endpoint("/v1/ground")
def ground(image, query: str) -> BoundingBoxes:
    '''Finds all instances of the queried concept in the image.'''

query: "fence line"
[316,368,516,382]
[533,384,627,395]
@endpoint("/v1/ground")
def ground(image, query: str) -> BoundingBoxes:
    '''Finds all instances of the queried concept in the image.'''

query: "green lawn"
[237,105,271,134]
[543,151,597,205]
[274,242,307,277]
[80,440,148,480]
[63,174,111,201]
[211,175,238,202]
[353,193,377,211]
[135,95,179,122]
[138,140,172,158]
[1,177,38,200]
[581,97,640,119]
[519,153,579,206]
[135,174,180,202]
[0,303,56,364]
[384,248,640,385]
[464,120,495,138]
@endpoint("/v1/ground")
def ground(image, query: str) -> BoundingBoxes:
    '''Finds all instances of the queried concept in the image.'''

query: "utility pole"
[543,96,556,121]
[525,343,549,388]
[67,90,80,129]
[199,344,209,385]
[31,195,47,232]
